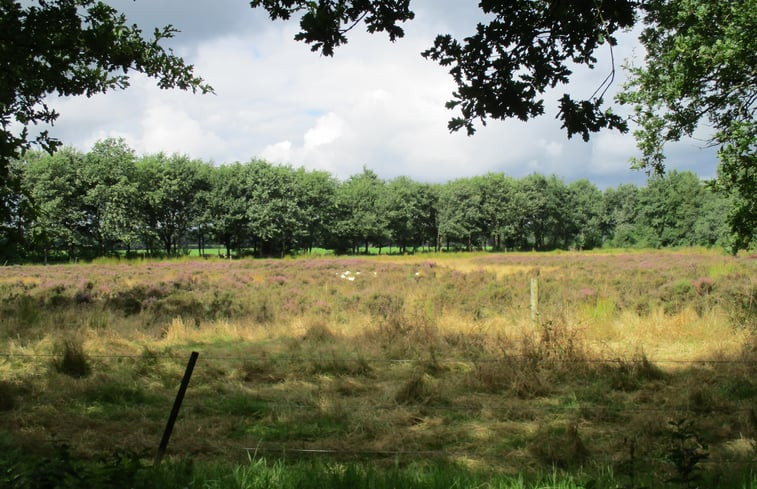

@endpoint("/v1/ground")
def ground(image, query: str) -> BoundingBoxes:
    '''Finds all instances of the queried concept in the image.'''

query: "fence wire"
[1,348,755,471]
[2,351,756,365]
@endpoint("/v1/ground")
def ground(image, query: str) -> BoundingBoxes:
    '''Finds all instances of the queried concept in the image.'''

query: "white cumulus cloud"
[304,113,345,150]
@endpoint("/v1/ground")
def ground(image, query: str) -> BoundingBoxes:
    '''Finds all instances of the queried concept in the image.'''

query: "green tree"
[294,168,339,254]
[474,173,522,251]
[385,176,436,253]
[245,161,305,257]
[333,168,388,254]
[206,162,252,258]
[21,147,92,261]
[437,178,484,251]
[0,159,33,261]
[603,183,641,247]
[81,138,141,254]
[618,0,756,250]
[137,153,208,255]
[254,0,754,250]
[692,189,731,248]
[566,179,604,249]
[0,0,210,177]
[519,174,567,250]
[636,171,705,247]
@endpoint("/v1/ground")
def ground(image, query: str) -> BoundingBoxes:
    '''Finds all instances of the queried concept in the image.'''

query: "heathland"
[0,249,755,488]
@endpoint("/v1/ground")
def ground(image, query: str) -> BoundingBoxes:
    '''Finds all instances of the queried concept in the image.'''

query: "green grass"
[0,249,755,486]
[2,445,755,489]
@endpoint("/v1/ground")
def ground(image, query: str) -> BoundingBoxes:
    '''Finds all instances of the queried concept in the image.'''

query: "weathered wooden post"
[154,351,199,465]
[530,268,540,327]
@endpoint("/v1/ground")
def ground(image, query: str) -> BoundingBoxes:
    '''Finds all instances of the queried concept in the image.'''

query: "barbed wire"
[2,351,756,365]
[239,445,757,467]
[196,400,756,416]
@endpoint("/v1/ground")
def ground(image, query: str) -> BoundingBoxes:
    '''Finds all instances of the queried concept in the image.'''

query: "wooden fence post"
[530,269,540,327]
[154,351,199,465]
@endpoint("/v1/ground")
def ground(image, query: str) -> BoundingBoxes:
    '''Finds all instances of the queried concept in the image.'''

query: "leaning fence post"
[154,351,199,466]
[530,269,540,327]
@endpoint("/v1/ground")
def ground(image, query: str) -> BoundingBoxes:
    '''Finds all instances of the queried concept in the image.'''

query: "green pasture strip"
[2,444,755,489]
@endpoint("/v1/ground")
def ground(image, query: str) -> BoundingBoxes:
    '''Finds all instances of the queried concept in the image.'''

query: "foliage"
[618,0,757,250]
[1,141,741,261]
[249,0,415,57]
[333,167,389,254]
[0,160,32,262]
[665,419,709,487]
[0,442,643,489]
[252,0,754,250]
[385,176,437,253]
[0,0,211,176]
[2,1,752,252]
[252,0,633,140]
[137,153,210,255]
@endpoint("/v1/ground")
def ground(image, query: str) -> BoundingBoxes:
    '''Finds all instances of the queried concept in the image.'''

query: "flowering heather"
[0,249,753,335]
[693,277,715,295]
[0,250,754,484]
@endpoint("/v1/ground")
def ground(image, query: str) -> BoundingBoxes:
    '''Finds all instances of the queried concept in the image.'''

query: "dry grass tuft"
[54,340,91,378]
[528,422,589,468]
[394,372,437,405]
[302,318,337,343]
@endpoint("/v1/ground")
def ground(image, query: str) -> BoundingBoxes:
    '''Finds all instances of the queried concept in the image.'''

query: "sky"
[41,0,720,188]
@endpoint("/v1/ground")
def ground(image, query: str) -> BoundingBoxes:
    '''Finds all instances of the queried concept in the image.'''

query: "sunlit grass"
[0,248,754,484]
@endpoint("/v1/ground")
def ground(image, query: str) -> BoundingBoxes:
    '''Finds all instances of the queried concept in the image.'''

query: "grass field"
[1,249,755,487]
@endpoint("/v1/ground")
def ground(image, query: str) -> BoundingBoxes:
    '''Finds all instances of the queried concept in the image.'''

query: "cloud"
[541,140,564,158]
[260,141,293,163]
[139,104,226,160]
[304,113,345,150]
[590,131,639,175]
[28,0,719,188]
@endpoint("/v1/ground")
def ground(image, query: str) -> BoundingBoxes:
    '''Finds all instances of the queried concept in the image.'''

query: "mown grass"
[0,249,755,487]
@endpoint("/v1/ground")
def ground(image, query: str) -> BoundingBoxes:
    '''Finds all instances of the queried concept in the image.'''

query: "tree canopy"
[4,139,732,262]
[251,0,634,139]
[0,0,211,177]
[1,0,753,249]
[617,0,756,250]
[250,0,755,249]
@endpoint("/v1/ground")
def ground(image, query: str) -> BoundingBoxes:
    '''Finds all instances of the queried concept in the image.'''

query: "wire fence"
[2,349,755,470]
[3,351,757,364]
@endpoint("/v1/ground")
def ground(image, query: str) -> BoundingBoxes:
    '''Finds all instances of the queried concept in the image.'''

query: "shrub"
[470,343,550,399]
[250,292,276,324]
[364,292,404,323]
[692,277,715,295]
[605,354,666,391]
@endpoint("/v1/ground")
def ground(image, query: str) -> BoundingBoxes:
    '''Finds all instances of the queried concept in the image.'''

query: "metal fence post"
[154,351,199,465]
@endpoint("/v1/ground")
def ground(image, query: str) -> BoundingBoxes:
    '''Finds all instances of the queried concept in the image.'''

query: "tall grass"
[0,249,754,484]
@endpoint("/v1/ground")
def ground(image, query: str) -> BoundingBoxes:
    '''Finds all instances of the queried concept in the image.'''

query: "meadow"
[0,249,755,488]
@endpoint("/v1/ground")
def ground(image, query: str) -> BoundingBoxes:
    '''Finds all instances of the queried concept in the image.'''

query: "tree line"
[0,138,736,263]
